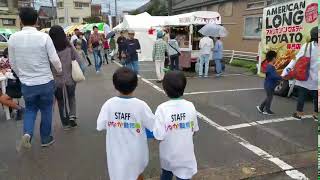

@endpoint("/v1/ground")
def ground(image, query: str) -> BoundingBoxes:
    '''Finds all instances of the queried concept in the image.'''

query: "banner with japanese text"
[260,0,318,73]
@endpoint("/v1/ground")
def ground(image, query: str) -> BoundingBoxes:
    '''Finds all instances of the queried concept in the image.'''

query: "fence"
[224,50,258,64]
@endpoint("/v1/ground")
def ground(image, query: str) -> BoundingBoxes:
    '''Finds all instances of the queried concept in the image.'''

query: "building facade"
[56,0,91,26]
[38,6,57,29]
[0,0,32,29]
[91,4,101,17]
[172,0,291,53]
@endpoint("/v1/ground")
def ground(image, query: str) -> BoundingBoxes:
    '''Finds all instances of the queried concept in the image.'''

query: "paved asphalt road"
[0,61,316,180]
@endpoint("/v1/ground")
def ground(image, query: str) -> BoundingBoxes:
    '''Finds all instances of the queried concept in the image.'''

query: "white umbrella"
[198,24,228,37]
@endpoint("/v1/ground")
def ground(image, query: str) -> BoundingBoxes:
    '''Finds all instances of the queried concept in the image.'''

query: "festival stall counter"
[164,11,222,69]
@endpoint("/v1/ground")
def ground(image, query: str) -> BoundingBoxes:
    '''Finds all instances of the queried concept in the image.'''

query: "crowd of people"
[0,6,318,180]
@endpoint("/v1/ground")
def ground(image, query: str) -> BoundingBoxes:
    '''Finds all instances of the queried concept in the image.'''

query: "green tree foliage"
[131,0,168,16]
[147,0,168,16]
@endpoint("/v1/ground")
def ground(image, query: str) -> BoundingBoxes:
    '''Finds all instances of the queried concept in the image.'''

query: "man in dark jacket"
[123,31,141,74]
[117,31,126,60]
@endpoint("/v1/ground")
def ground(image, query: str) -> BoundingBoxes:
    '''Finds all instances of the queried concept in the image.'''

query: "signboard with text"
[260,0,318,73]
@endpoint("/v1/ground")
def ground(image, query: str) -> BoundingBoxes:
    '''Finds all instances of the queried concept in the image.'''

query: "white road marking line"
[224,115,313,130]
[114,61,309,180]
[184,88,263,95]
[144,74,246,81]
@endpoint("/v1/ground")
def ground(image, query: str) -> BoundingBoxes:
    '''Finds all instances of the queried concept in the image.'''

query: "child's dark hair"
[266,50,277,62]
[3,48,8,58]
[113,67,138,95]
[162,71,187,98]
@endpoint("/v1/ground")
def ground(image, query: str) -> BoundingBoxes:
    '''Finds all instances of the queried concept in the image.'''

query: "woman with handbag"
[168,33,181,71]
[281,27,318,120]
[49,26,82,130]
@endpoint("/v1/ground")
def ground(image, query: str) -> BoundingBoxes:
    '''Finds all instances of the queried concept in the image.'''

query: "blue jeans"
[160,169,190,180]
[199,54,210,76]
[125,60,139,74]
[21,80,55,144]
[215,59,222,75]
[93,47,102,71]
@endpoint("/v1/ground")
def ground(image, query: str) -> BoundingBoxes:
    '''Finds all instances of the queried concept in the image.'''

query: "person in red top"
[103,37,110,64]
[89,26,104,73]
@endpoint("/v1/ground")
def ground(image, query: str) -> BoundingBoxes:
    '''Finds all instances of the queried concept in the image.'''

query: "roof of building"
[38,6,56,18]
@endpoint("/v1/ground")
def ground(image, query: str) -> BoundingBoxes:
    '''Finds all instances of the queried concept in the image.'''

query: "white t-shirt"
[97,97,155,180]
[282,42,318,90]
[199,37,214,55]
[153,99,199,179]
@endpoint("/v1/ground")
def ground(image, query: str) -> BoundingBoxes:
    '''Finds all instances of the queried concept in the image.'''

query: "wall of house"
[173,0,264,53]
[0,0,20,29]
[0,14,20,29]
[56,0,91,26]
[208,0,262,53]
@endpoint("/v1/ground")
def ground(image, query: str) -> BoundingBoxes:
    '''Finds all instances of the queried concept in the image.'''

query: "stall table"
[0,75,10,120]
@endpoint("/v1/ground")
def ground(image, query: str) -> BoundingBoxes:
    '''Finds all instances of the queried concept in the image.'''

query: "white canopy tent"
[112,11,221,61]
[113,12,168,61]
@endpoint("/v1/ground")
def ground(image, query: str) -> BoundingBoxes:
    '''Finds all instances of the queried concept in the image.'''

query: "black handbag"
[6,72,22,98]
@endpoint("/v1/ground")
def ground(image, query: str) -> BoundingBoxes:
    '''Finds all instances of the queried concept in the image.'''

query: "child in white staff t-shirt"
[97,67,155,180]
[153,71,199,180]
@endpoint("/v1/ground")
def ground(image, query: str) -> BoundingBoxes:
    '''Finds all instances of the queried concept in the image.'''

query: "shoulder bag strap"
[168,43,179,54]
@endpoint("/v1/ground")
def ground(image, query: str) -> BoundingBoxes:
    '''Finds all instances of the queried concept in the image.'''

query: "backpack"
[286,43,311,81]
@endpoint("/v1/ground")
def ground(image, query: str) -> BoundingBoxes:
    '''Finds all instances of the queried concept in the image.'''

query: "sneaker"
[41,136,55,147]
[256,106,263,113]
[21,134,32,148]
[292,113,302,120]
[70,120,77,128]
[263,111,275,115]
[96,71,100,74]
[16,108,25,121]
[204,75,208,78]
[63,125,71,131]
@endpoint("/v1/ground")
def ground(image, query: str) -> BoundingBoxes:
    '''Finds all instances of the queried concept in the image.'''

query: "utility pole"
[51,0,55,25]
[115,0,118,25]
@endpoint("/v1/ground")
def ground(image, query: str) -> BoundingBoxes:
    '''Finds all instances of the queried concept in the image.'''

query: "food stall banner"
[259,0,318,74]
[165,11,221,26]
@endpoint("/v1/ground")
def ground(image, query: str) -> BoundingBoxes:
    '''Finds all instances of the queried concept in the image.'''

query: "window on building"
[57,1,63,8]
[243,16,262,38]
[59,17,64,23]
[82,3,89,7]
[71,17,79,23]
[246,0,265,10]
[0,34,7,42]
[2,19,15,26]
[266,0,291,6]
[0,0,7,7]
[74,2,82,8]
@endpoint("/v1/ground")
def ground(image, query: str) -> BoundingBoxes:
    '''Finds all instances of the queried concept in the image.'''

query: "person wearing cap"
[153,31,168,83]
[281,27,319,120]
[123,31,141,74]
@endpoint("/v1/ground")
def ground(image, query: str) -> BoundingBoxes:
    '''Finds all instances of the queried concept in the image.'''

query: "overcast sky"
[35,0,150,15]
